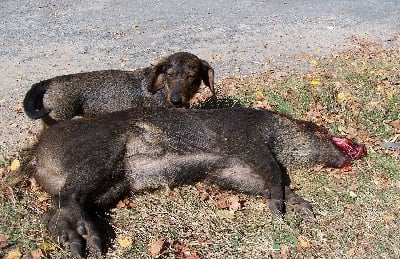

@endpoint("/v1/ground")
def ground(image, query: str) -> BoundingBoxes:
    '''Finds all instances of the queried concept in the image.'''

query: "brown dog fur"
[23,52,215,126]
[31,107,366,257]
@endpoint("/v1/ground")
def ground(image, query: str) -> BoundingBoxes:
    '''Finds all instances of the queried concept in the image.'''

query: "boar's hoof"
[284,186,315,221]
[268,199,284,218]
[42,198,103,258]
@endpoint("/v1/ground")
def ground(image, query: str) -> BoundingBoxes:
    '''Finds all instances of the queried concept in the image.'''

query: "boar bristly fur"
[33,107,366,257]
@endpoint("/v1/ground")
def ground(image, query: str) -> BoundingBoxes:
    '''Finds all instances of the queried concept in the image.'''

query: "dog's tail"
[23,80,53,119]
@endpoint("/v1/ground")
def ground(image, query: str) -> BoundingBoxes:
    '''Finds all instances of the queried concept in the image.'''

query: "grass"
[1,37,399,258]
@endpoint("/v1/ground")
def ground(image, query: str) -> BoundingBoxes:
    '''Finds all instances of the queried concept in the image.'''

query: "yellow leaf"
[5,247,22,259]
[298,236,311,248]
[310,79,320,86]
[336,92,346,104]
[10,159,20,171]
[386,92,393,100]
[118,236,133,249]
[40,241,55,251]
[382,214,393,223]
[376,85,383,92]
[38,194,50,202]
[310,60,319,66]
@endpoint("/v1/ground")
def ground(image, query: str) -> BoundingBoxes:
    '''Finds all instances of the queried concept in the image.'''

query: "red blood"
[330,136,367,163]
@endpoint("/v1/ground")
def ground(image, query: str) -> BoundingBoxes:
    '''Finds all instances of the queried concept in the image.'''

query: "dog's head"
[149,52,215,108]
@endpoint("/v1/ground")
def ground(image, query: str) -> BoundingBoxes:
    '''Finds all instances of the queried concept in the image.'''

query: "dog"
[23,52,215,126]
[31,107,365,257]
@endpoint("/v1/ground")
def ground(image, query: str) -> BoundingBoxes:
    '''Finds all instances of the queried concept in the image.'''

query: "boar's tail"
[23,80,52,120]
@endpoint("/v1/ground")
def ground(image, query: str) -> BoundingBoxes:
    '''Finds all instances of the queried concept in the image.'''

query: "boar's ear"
[148,57,167,93]
[201,59,215,95]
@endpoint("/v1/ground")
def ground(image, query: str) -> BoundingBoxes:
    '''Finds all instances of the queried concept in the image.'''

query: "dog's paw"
[42,199,103,258]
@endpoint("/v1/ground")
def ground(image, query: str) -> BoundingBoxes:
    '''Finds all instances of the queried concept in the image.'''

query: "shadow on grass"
[191,95,246,109]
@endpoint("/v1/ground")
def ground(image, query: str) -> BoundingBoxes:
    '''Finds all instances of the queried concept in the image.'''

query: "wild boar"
[32,107,366,257]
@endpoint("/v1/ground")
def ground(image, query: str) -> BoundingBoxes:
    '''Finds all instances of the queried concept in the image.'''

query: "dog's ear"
[201,60,215,95]
[148,57,167,93]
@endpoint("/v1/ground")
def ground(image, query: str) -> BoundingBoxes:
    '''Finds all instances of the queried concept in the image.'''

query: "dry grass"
[1,37,399,258]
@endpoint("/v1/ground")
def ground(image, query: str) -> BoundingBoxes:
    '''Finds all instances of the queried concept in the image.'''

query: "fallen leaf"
[310,79,320,86]
[348,182,359,191]
[4,247,22,259]
[116,199,127,209]
[255,90,264,101]
[198,190,209,201]
[149,238,166,256]
[376,82,385,92]
[336,92,346,104]
[10,159,20,171]
[278,244,290,259]
[310,59,319,66]
[382,214,394,223]
[390,120,400,130]
[213,193,230,209]
[30,249,43,259]
[228,195,242,212]
[386,91,393,100]
[118,236,133,249]
[0,233,9,249]
[340,166,353,172]
[40,241,55,251]
[131,24,140,29]
[173,240,200,259]
[346,248,356,257]
[298,236,311,249]
[38,194,50,202]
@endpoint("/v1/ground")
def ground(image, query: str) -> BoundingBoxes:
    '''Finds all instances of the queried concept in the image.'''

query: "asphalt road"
[1,0,399,158]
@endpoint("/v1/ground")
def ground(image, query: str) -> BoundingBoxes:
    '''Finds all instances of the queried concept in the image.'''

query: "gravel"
[1,0,399,159]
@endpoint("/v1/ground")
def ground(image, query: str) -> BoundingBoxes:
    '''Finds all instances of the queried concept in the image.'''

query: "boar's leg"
[210,156,286,218]
[42,166,129,257]
[244,155,286,218]
[252,151,313,219]
[43,194,103,258]
[284,186,314,220]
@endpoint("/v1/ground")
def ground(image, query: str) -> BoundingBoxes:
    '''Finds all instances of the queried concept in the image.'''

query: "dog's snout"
[170,93,183,106]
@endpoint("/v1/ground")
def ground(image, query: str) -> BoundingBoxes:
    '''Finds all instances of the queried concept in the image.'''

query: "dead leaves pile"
[148,238,200,258]
[197,184,242,212]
